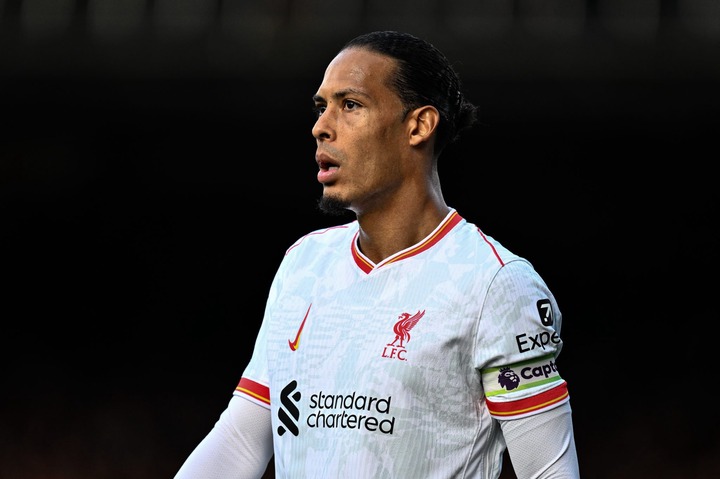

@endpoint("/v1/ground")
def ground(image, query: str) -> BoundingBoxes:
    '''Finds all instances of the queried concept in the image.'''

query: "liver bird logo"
[387,310,425,348]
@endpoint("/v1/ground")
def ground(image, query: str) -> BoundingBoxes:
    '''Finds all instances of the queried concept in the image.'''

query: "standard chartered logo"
[278,380,301,436]
[307,390,395,434]
[277,381,396,437]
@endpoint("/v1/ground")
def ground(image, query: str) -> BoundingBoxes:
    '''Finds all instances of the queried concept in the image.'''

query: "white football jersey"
[235,209,570,478]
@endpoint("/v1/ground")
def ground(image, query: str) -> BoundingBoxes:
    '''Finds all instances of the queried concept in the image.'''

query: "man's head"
[312,31,477,217]
[341,31,478,158]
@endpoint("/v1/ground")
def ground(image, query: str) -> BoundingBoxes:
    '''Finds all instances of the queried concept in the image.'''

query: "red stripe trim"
[476,227,505,266]
[486,382,568,417]
[351,230,374,273]
[388,211,462,265]
[235,377,270,405]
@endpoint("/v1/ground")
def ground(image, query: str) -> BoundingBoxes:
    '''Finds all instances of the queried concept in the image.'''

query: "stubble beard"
[317,194,352,217]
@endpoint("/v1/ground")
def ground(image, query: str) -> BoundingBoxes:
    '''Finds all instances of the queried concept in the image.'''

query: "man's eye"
[313,106,326,118]
[344,100,358,110]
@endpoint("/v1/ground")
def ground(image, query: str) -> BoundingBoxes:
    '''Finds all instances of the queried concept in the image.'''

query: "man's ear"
[408,106,439,146]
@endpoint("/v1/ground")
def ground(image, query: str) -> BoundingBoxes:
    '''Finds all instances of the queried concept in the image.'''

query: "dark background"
[1,2,718,478]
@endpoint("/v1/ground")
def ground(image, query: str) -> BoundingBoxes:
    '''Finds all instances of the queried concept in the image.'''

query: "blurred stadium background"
[1,1,718,478]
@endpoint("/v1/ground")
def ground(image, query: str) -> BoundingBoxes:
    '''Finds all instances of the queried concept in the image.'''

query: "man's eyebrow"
[312,88,369,104]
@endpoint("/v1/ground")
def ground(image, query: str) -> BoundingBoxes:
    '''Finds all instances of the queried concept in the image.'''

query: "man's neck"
[355,200,450,265]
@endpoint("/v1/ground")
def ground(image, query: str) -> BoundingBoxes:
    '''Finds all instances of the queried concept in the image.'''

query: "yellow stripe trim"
[491,390,569,416]
[236,387,270,404]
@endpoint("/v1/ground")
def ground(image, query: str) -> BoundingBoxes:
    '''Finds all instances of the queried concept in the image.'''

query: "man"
[175,30,580,478]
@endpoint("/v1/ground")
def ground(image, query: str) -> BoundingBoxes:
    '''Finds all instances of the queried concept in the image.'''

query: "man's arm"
[174,395,274,479]
[500,401,580,478]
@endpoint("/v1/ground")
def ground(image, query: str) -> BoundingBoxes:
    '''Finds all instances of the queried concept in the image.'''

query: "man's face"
[312,47,411,215]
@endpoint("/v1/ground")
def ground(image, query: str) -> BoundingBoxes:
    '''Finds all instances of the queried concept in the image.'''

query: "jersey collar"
[351,209,463,274]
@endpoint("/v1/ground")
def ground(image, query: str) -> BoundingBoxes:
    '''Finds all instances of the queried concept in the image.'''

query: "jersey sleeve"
[233,249,291,408]
[234,335,271,409]
[474,259,570,420]
[232,231,310,408]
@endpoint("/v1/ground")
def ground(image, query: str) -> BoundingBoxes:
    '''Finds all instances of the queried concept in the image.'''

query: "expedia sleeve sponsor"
[515,329,562,353]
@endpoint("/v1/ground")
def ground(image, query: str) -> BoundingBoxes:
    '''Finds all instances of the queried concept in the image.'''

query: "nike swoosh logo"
[288,304,312,351]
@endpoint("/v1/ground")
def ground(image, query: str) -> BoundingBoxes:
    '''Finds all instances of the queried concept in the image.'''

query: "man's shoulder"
[285,220,358,253]
[448,218,524,265]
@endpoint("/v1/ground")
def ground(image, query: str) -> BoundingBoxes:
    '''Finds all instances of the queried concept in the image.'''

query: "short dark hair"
[342,30,478,157]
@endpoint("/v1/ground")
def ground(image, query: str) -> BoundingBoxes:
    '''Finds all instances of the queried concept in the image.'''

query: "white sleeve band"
[500,401,580,479]
[174,395,273,479]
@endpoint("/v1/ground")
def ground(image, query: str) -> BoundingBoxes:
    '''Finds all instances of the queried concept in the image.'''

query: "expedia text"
[515,331,561,353]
